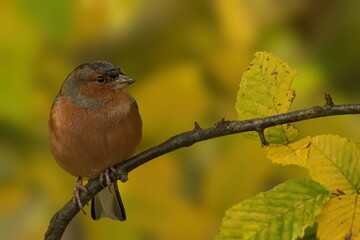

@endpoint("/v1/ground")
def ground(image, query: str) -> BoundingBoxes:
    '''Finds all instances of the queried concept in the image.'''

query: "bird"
[48,60,142,220]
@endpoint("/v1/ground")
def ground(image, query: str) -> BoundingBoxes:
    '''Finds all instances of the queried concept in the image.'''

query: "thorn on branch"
[194,121,201,130]
[256,129,269,146]
[214,118,226,128]
[324,93,335,107]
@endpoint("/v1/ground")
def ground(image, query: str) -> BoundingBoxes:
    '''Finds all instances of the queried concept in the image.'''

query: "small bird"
[49,61,142,220]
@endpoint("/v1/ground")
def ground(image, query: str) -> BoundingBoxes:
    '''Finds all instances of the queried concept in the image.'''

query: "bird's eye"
[97,76,106,84]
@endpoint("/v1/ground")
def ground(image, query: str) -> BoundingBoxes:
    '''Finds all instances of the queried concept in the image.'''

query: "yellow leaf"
[236,51,298,144]
[306,135,360,194]
[317,193,360,240]
[265,136,311,167]
[265,135,360,238]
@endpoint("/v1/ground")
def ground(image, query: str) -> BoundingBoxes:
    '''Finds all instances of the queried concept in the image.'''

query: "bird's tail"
[91,181,126,221]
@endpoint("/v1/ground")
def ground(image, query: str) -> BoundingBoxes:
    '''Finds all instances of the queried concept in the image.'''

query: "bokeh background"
[1,0,359,239]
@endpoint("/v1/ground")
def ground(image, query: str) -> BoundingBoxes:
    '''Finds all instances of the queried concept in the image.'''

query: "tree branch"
[45,99,360,240]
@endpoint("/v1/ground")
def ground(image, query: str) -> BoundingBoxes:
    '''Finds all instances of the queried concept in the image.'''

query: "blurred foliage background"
[0,0,359,239]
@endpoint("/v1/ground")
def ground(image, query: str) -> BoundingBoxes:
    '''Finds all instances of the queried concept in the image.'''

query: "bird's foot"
[73,176,88,214]
[99,167,118,187]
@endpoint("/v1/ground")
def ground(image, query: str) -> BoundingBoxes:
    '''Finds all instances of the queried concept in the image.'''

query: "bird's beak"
[113,76,135,90]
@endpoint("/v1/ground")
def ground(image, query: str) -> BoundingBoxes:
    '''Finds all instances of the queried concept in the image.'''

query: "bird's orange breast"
[49,91,142,179]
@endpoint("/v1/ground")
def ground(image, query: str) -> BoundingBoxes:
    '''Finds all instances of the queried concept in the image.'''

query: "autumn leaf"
[266,134,360,239]
[306,135,360,194]
[265,136,311,167]
[317,193,360,240]
[216,179,330,240]
[236,51,298,144]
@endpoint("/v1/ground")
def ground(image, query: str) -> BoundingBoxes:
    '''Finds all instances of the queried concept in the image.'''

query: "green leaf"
[216,179,330,240]
[236,52,298,144]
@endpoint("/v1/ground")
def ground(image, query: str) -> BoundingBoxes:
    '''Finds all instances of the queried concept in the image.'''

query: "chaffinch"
[49,61,142,220]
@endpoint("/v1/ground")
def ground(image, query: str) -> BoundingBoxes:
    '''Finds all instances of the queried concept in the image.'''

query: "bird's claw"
[99,167,119,187]
[73,176,88,214]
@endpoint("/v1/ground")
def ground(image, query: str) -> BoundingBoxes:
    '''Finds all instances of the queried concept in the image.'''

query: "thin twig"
[256,129,269,146]
[45,102,360,240]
